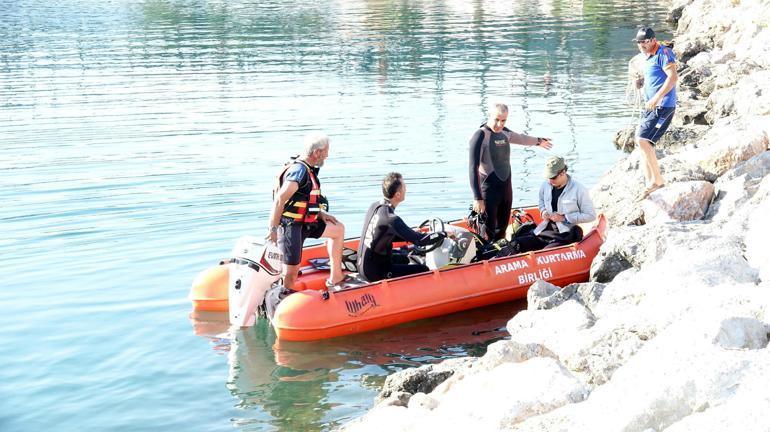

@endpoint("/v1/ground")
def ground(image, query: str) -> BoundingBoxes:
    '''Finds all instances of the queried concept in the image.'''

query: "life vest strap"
[282,210,305,219]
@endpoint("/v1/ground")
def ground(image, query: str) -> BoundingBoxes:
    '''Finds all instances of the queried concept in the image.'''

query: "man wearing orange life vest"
[268,133,348,290]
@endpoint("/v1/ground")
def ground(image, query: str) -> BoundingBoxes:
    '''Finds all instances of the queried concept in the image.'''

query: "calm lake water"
[1,1,672,430]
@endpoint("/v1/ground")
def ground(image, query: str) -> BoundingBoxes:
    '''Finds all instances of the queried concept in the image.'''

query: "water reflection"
[3,0,675,430]
[190,300,523,431]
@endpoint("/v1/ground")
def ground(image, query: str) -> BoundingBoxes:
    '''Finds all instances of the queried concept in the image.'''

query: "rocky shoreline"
[340,0,770,430]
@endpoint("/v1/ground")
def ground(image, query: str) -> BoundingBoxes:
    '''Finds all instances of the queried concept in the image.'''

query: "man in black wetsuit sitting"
[356,172,445,283]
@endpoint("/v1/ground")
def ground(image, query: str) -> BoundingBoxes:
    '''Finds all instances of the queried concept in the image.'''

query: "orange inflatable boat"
[189,207,606,341]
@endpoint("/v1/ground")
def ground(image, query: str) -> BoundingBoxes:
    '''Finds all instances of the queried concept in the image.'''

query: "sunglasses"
[636,39,651,44]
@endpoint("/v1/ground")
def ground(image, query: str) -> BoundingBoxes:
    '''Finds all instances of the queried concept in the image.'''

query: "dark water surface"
[1,1,672,430]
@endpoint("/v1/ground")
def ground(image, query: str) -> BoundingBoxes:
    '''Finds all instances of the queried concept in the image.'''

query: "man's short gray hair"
[490,102,509,115]
[304,132,329,156]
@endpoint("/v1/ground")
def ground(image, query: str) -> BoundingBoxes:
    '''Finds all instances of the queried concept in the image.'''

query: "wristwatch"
[536,137,544,146]
[270,226,280,233]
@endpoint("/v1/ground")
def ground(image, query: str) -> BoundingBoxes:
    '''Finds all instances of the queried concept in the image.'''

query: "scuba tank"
[425,226,478,269]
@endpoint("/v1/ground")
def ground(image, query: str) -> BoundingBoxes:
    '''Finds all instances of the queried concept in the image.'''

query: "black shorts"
[278,219,327,265]
[637,106,675,144]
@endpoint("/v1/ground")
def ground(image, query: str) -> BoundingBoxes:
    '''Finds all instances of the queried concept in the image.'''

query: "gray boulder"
[526,280,562,310]
[678,52,713,90]
[612,123,636,153]
[375,357,474,404]
[589,248,633,283]
[590,152,650,226]
[527,280,605,313]
[589,222,720,283]
[706,150,770,221]
[666,0,690,23]
[675,100,709,126]
[664,116,769,182]
[641,180,715,223]
[706,70,770,123]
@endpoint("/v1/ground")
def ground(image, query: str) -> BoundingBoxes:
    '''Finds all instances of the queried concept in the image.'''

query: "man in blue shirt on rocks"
[633,26,678,198]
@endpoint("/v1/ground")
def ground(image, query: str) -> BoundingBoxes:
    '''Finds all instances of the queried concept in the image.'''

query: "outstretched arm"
[507,131,554,150]
[392,216,442,246]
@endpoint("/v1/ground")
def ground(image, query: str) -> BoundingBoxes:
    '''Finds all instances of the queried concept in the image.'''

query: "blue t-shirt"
[282,161,320,197]
[283,162,308,185]
[644,44,677,107]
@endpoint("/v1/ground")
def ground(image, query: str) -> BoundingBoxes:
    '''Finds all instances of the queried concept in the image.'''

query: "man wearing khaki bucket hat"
[514,156,596,252]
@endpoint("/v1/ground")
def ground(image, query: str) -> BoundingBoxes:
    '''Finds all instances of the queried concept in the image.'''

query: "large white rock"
[636,235,759,291]
[722,0,770,68]
[506,300,595,359]
[590,151,648,226]
[590,222,717,283]
[526,279,561,310]
[527,280,606,314]
[663,396,770,432]
[474,339,557,371]
[679,116,769,180]
[561,319,649,386]
[707,72,770,122]
[589,235,761,351]
[510,309,770,432]
[744,177,770,281]
[339,405,413,432]
[733,71,770,118]
[435,358,589,428]
[342,358,589,431]
[642,180,715,223]
[406,392,438,410]
[707,150,770,221]
[675,0,733,61]
[710,316,768,350]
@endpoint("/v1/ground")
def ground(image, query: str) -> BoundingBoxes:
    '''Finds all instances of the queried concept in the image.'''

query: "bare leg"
[321,221,345,284]
[283,264,300,290]
[638,137,664,187]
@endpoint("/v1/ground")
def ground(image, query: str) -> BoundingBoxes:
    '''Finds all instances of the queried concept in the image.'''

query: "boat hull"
[188,207,607,341]
[272,216,604,341]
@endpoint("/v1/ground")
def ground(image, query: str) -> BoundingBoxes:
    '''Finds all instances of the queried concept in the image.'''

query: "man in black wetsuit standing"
[469,103,554,241]
[357,172,444,283]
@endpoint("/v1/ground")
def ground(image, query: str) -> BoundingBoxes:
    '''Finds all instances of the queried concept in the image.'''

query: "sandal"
[642,183,665,199]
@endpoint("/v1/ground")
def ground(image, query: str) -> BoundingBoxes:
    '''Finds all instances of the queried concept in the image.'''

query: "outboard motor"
[425,226,477,269]
[228,236,284,327]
